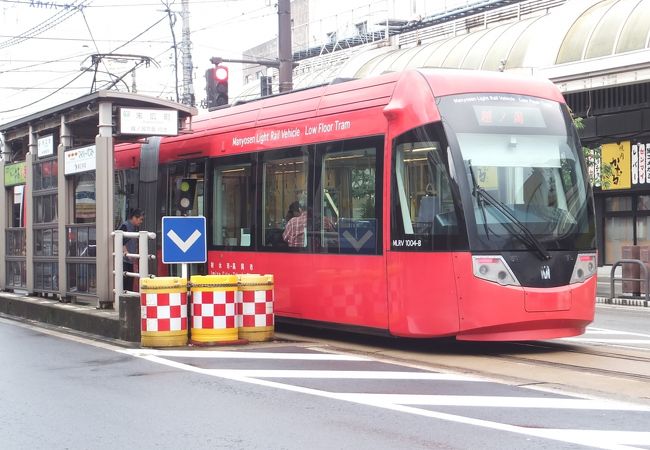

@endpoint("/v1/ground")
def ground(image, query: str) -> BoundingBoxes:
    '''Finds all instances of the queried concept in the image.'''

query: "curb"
[596,296,649,308]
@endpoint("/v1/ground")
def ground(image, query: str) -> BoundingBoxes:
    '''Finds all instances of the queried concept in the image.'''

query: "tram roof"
[235,0,650,101]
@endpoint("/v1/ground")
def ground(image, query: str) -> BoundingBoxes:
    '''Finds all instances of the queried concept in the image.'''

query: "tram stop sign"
[161,216,207,264]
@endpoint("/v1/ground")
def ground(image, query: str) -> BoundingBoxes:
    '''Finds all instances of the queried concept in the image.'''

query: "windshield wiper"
[468,162,551,261]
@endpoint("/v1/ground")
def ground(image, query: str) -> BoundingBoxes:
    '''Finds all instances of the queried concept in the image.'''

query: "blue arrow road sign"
[162,216,207,264]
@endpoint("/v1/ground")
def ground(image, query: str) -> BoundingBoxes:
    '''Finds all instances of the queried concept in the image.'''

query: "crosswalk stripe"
[132,354,649,450]
[124,348,370,361]
[201,369,479,380]
[334,394,650,411]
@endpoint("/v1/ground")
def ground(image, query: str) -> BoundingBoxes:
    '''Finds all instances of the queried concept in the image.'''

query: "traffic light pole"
[277,0,293,93]
[209,0,293,93]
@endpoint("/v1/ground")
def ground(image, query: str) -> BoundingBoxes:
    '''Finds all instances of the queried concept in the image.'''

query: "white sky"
[0,0,474,125]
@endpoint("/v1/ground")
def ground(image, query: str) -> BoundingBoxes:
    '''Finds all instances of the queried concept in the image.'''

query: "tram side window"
[212,163,253,248]
[316,136,381,254]
[262,148,310,250]
[391,124,461,251]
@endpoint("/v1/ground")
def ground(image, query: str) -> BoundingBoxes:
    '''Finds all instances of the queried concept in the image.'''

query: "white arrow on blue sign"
[162,216,207,264]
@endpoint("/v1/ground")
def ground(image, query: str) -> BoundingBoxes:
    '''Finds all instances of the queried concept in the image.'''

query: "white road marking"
[335,394,650,411]
[199,369,480,381]
[124,348,370,360]
[5,319,649,450]
[587,327,650,338]
[131,353,650,450]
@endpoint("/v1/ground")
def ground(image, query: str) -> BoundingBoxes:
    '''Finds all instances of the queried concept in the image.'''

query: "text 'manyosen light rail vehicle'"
[115,68,596,341]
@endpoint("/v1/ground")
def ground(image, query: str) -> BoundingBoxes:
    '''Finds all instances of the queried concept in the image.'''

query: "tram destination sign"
[119,107,178,136]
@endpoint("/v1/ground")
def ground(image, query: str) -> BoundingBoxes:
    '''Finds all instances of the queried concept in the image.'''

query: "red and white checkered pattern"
[241,289,274,327]
[192,290,238,330]
[140,292,187,332]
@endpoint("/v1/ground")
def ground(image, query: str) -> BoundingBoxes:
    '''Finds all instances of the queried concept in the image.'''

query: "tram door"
[387,126,462,336]
[165,159,206,277]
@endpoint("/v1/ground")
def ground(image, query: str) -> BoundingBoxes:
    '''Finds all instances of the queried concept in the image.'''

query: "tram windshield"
[438,93,595,252]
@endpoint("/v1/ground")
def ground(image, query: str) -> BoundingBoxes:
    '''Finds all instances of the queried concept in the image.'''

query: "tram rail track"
[488,342,650,384]
[275,324,650,404]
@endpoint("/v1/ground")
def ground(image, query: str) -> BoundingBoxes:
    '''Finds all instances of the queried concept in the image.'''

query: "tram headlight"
[472,256,520,286]
[570,253,597,284]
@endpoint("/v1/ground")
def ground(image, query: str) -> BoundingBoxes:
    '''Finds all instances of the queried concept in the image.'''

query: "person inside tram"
[285,201,302,225]
[118,208,144,292]
[283,203,308,248]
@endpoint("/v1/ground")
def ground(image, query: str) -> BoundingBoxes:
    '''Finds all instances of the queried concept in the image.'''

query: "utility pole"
[180,0,195,106]
[277,0,293,92]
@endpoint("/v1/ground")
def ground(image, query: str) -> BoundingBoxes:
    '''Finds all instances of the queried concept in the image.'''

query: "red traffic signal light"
[205,65,228,108]
[214,66,228,82]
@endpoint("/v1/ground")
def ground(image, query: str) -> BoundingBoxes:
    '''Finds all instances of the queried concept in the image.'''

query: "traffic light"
[205,65,228,108]
[176,178,197,214]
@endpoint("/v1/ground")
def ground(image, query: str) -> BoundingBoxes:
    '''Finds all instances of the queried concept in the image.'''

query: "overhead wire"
[0,69,88,113]
[0,0,91,50]
[79,6,114,87]
[0,1,279,115]
[0,12,170,112]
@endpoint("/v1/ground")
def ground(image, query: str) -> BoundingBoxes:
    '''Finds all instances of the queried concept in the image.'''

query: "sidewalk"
[0,291,138,344]
[597,265,650,307]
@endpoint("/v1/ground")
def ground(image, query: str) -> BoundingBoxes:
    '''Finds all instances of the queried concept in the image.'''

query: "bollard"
[140,277,188,347]
[119,295,141,343]
[238,274,274,342]
[190,275,247,346]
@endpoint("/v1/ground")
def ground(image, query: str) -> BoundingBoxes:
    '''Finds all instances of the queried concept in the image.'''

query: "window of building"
[32,156,58,292]
[605,196,632,212]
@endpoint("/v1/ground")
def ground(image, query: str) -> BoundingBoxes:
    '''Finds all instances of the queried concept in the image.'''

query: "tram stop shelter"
[0,91,196,309]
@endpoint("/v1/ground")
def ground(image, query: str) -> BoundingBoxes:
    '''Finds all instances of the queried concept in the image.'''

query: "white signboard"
[64,145,96,175]
[37,135,54,158]
[119,108,178,136]
[13,185,24,204]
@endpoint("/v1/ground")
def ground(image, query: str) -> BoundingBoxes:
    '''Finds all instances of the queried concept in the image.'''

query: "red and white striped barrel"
[238,274,274,342]
[140,277,188,347]
[190,275,245,345]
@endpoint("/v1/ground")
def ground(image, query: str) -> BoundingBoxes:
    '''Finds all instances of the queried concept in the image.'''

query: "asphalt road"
[1,313,650,450]
[593,304,650,335]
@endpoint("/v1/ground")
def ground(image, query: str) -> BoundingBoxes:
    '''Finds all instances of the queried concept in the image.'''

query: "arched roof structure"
[234,0,650,101]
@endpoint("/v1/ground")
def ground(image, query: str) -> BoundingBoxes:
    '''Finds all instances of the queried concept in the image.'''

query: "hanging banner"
[632,144,638,184]
[640,144,645,184]
[593,147,603,187]
[602,141,631,190]
[639,144,650,183]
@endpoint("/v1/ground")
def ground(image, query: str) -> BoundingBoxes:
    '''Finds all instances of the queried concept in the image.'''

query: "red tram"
[115,68,597,341]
